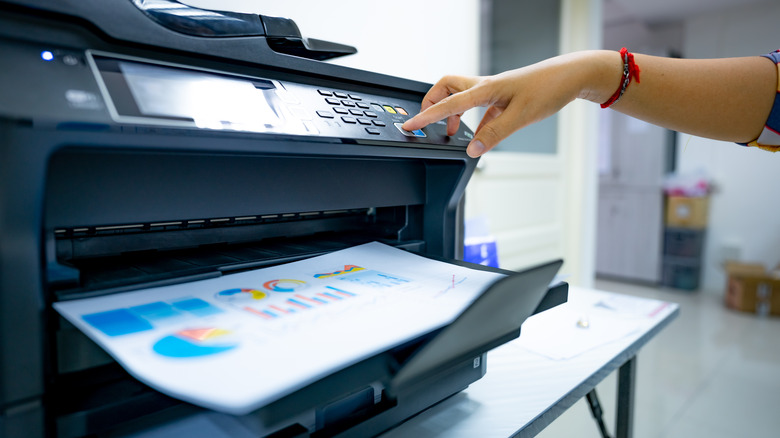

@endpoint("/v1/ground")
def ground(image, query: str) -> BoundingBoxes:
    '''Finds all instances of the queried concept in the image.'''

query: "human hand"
[402,53,602,157]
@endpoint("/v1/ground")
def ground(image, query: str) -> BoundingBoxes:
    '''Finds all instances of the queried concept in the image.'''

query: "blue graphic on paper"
[83,298,223,337]
[336,270,409,288]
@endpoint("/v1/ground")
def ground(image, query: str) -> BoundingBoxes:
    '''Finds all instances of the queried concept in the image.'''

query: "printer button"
[318,89,333,96]
[333,107,349,115]
[356,102,370,109]
[365,127,381,135]
[349,94,363,101]
[325,97,340,105]
[341,116,357,124]
[316,111,335,119]
[364,111,378,118]
[372,120,386,127]
[334,91,349,98]
[394,122,426,137]
[341,100,356,107]
[349,109,363,116]
[357,118,371,125]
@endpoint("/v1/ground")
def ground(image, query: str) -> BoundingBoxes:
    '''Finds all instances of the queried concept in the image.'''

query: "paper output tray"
[389,258,564,394]
[249,258,566,438]
[80,255,567,438]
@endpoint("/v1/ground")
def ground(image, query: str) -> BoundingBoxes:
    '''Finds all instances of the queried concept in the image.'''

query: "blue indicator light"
[41,51,54,61]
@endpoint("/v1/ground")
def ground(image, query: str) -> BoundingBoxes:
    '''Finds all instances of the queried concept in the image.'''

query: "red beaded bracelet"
[601,47,641,109]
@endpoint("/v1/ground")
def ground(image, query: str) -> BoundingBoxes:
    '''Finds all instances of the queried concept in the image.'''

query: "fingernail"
[467,140,485,158]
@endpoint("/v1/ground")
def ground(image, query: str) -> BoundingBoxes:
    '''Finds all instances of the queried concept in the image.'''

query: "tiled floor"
[536,278,780,438]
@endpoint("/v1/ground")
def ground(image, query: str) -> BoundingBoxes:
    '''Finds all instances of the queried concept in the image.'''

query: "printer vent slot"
[54,208,371,241]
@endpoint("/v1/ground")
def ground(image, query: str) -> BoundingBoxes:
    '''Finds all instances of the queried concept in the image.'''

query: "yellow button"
[382,105,397,114]
[394,107,408,116]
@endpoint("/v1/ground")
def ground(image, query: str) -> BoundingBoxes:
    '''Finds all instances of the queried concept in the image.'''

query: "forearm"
[403,49,778,157]
[579,51,777,143]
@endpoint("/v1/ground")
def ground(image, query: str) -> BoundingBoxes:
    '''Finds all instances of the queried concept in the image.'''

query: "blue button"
[394,122,426,138]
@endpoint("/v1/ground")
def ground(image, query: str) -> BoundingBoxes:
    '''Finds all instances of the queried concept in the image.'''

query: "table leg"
[615,356,636,438]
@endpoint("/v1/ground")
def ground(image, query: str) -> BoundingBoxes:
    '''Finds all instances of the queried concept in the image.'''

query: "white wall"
[182,0,483,163]
[182,0,481,88]
[678,0,780,292]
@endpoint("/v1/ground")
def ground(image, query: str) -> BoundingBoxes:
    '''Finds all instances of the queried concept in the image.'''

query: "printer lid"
[130,0,358,61]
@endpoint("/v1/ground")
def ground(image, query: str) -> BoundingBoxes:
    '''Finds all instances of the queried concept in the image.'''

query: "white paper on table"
[515,303,644,361]
[590,294,671,319]
[514,286,673,361]
[53,242,506,415]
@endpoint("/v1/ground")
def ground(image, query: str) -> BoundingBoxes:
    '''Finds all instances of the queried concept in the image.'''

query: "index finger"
[419,75,476,112]
[403,82,483,132]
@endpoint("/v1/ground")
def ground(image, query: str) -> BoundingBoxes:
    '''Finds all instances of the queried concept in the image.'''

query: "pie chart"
[263,279,307,292]
[215,288,268,302]
[153,327,237,358]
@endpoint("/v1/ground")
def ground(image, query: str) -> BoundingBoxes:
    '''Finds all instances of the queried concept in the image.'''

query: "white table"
[380,286,679,437]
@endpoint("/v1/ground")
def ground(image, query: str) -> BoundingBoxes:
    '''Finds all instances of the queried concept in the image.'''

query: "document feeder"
[0,1,568,437]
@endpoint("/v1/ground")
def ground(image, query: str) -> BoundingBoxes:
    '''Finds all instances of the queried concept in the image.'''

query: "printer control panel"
[88,51,473,149]
[309,88,429,138]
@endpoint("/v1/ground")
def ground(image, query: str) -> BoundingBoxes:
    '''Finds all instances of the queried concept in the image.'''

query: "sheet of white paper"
[54,242,505,415]
[515,305,642,361]
[514,290,669,361]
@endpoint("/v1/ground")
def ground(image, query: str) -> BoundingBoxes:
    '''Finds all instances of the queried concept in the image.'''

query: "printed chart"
[53,242,506,415]
[153,328,237,358]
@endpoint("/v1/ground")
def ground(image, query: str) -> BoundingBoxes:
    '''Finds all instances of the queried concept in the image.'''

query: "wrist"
[575,50,625,105]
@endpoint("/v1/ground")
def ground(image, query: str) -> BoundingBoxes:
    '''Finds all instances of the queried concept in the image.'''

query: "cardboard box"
[666,196,709,229]
[724,262,780,316]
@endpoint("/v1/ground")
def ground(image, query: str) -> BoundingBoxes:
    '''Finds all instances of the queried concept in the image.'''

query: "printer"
[0,1,567,437]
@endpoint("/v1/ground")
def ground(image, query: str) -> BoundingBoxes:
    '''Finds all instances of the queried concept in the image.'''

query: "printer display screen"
[92,55,300,133]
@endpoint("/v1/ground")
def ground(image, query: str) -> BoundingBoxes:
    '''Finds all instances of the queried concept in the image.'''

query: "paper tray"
[53,243,565,436]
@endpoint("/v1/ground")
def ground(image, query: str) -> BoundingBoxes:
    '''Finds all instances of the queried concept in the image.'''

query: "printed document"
[54,242,504,415]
